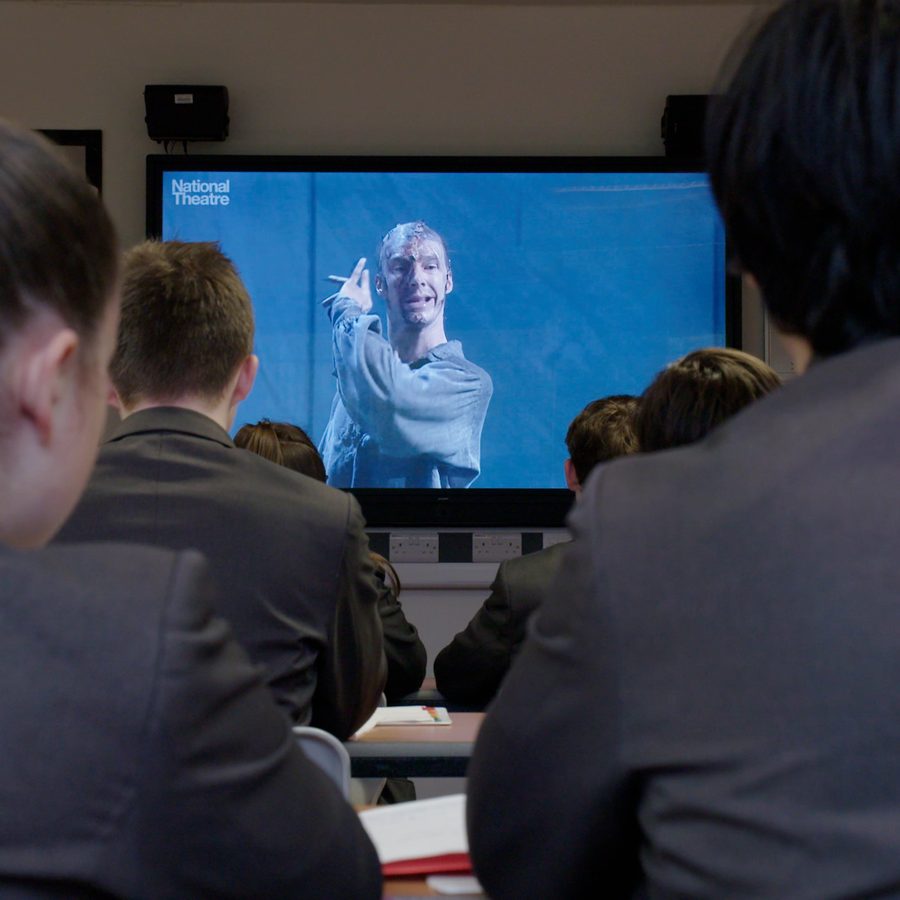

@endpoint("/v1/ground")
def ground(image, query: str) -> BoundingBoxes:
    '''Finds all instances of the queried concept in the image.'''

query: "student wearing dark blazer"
[434,395,640,707]
[57,241,386,739]
[0,120,380,897]
[235,418,428,701]
[468,3,900,896]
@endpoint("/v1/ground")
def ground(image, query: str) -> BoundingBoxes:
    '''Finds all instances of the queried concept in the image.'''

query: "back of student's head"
[636,348,781,452]
[0,120,119,546]
[235,420,395,589]
[565,395,640,485]
[234,419,326,482]
[0,120,117,361]
[110,240,254,408]
[706,0,900,357]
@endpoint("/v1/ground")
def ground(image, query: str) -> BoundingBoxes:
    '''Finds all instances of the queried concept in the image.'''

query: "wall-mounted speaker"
[144,85,229,143]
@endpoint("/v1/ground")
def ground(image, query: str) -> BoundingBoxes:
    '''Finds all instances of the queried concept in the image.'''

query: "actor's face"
[377,237,453,329]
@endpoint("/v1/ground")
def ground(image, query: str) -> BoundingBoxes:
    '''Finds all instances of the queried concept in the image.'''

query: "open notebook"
[353,705,452,737]
[359,794,470,876]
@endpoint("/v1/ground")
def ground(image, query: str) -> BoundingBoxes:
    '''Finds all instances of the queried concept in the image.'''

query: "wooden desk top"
[349,712,483,746]
[346,712,484,777]
[383,876,434,896]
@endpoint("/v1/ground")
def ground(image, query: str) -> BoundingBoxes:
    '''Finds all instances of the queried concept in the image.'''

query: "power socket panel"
[389,532,440,563]
[472,532,522,563]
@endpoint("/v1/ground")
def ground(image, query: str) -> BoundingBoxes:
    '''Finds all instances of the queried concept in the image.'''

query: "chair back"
[293,725,351,800]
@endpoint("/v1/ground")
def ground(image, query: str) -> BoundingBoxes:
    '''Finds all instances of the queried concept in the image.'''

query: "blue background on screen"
[161,169,726,488]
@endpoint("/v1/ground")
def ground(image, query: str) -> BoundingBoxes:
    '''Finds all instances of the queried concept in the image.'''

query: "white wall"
[0,1,760,246]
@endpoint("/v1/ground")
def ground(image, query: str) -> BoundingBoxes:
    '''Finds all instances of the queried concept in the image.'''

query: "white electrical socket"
[472,532,522,563]
[389,532,440,563]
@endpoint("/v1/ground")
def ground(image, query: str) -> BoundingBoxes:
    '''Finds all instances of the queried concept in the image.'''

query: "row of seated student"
[3,0,900,894]
[433,348,782,709]
[233,342,780,719]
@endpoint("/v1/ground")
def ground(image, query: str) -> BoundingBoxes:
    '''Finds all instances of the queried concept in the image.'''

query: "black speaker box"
[144,85,229,142]
[661,94,708,160]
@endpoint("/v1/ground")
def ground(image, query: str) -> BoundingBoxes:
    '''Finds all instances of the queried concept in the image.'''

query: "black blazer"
[57,407,385,739]
[0,542,380,898]
[433,541,568,707]
[469,338,900,898]
[375,567,428,701]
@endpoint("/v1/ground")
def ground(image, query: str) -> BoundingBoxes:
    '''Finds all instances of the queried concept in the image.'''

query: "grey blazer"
[0,542,380,898]
[56,406,385,739]
[469,337,900,898]
[433,541,568,707]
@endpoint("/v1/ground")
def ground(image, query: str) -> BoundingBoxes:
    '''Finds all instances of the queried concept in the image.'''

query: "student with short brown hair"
[434,395,640,708]
[58,240,386,738]
[111,240,255,408]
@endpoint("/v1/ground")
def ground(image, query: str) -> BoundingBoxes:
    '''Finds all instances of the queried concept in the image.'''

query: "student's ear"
[374,274,385,296]
[445,268,454,296]
[19,327,79,446]
[232,354,258,405]
[564,458,581,494]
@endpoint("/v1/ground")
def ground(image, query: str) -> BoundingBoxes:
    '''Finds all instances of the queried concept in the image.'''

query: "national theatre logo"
[170,177,231,206]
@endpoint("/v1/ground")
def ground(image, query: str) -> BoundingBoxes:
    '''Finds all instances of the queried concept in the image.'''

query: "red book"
[382,851,472,876]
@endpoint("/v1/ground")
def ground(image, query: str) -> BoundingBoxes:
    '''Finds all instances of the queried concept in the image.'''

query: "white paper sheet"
[359,794,467,864]
[426,874,485,895]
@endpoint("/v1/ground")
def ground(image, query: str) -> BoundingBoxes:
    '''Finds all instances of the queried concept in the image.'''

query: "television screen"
[147,155,737,525]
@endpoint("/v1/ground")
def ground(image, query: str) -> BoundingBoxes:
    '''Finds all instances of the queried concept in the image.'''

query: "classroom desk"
[346,712,484,778]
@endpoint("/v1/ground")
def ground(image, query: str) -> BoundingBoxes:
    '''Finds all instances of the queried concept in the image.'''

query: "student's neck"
[120,395,235,432]
[389,322,448,363]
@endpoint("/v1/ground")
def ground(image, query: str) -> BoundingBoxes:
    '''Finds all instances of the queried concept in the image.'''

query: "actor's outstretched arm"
[325,293,491,463]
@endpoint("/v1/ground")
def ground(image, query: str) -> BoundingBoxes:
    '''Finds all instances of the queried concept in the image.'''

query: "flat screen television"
[146,155,738,527]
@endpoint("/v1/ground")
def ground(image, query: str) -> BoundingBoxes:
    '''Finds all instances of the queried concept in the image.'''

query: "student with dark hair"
[0,124,118,550]
[57,240,386,738]
[636,347,781,452]
[469,2,900,896]
[236,418,427,701]
[433,395,639,708]
[0,120,380,897]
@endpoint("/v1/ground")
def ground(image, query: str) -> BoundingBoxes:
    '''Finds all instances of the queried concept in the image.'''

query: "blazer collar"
[106,406,235,449]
